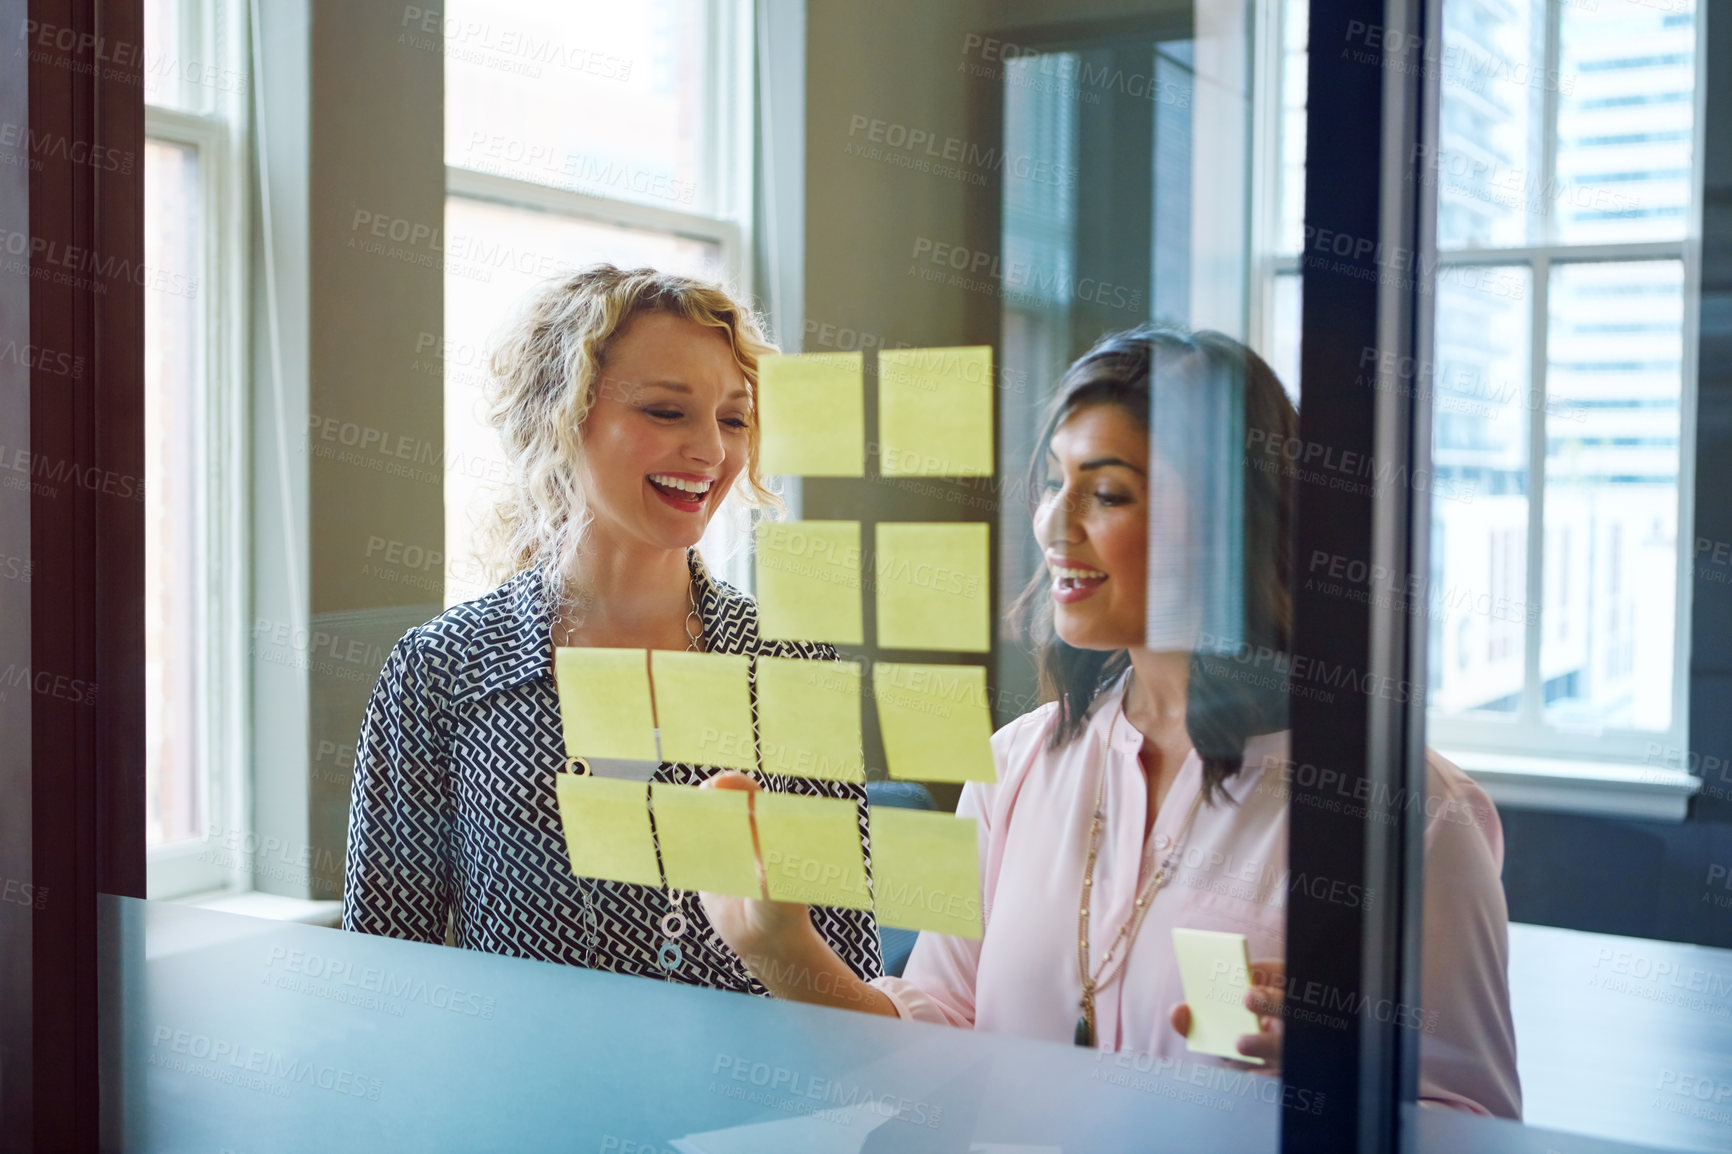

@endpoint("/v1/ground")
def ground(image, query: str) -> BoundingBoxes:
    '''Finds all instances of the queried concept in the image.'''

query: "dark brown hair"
[1009,325,1298,803]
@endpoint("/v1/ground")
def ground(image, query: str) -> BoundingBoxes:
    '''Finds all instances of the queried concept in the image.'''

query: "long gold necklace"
[1075,728,1205,1048]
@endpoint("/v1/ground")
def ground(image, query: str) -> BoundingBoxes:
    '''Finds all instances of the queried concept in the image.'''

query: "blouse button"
[1154,834,1171,851]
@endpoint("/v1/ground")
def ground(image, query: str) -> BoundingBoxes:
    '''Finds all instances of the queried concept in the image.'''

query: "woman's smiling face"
[577,310,752,553]
[1033,400,1193,653]
[1033,402,1153,651]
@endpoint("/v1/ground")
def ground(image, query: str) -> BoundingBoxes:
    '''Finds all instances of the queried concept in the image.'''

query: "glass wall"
[107,0,1732,1151]
[121,0,1307,1149]
[1390,1,1728,1151]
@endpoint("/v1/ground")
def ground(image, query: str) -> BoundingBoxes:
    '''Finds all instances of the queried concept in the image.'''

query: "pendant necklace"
[557,570,706,976]
[657,574,705,973]
[1074,714,1205,1048]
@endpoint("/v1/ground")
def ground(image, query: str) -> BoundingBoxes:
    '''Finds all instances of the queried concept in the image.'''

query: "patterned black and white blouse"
[342,549,883,990]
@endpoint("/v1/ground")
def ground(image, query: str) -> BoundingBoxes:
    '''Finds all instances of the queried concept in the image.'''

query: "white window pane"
[1542,260,1681,730]
[1434,0,1545,250]
[143,0,187,110]
[1428,266,1533,716]
[1277,0,1307,255]
[443,196,725,605]
[442,0,710,211]
[144,139,205,847]
[1553,0,1696,245]
[1268,271,1301,404]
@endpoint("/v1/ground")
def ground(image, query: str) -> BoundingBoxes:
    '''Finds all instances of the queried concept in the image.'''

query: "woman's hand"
[695,772,814,960]
[695,772,898,1017]
[1167,958,1285,1073]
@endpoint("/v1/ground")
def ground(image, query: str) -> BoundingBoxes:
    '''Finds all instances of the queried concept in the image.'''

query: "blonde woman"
[342,264,882,989]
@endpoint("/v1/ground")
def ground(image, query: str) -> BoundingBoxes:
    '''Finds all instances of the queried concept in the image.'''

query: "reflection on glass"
[144,139,204,847]
[1542,260,1681,730]
[442,196,724,605]
[442,0,711,210]
[1428,266,1532,717]
[999,50,1081,626]
[1554,0,1696,245]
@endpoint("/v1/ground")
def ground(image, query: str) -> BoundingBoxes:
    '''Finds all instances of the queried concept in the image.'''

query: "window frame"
[441,0,760,594]
[143,0,252,901]
[1255,0,1705,819]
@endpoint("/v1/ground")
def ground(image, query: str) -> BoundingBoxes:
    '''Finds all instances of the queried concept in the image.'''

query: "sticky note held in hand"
[755,656,865,783]
[554,774,662,887]
[753,792,871,910]
[871,662,996,783]
[874,522,990,653]
[758,352,865,477]
[878,346,994,477]
[869,808,982,938]
[650,651,756,771]
[1171,927,1265,1066]
[554,648,657,761]
[755,521,864,645]
[649,783,763,900]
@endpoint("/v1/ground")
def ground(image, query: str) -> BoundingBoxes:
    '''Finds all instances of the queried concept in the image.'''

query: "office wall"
[251,1,444,900]
[800,0,1195,798]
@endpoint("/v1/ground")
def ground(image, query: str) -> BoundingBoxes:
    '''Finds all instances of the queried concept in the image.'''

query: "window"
[441,0,756,602]
[143,0,250,897]
[1267,0,1701,805]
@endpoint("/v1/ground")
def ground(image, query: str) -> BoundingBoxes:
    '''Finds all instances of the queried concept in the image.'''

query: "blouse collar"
[1092,668,1274,806]
[446,548,738,705]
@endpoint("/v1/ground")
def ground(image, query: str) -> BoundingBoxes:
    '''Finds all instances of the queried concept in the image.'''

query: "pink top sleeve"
[1415,752,1523,1119]
[869,708,1050,1028]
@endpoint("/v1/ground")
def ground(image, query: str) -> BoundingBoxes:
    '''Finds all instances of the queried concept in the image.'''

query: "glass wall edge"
[1284,0,1439,1150]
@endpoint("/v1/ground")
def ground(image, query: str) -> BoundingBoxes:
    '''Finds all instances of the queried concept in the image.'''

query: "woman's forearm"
[735,923,899,1017]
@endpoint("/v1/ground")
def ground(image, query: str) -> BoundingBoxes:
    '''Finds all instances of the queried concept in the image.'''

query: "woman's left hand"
[1167,958,1285,1074]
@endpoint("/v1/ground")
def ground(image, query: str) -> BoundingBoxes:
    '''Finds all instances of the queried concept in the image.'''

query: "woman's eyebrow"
[1077,455,1148,475]
[637,379,752,402]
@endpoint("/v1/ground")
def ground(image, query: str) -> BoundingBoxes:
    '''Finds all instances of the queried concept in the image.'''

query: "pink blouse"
[871,679,1522,1120]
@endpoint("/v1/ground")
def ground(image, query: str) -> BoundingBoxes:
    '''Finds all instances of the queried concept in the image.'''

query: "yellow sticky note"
[649,784,763,899]
[755,657,864,783]
[754,792,871,909]
[755,521,863,645]
[874,522,991,652]
[554,774,662,887]
[1171,928,1265,1066]
[554,648,657,761]
[869,808,982,938]
[878,346,994,477]
[872,663,997,783]
[758,352,865,477]
[650,651,756,770]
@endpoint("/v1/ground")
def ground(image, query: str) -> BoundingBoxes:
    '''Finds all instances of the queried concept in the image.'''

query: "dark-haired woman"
[699,327,1521,1119]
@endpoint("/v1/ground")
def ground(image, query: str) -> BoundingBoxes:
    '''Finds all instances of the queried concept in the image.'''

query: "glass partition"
[1392,0,1732,1151]
[107,0,1731,1150]
[119,0,1314,1149]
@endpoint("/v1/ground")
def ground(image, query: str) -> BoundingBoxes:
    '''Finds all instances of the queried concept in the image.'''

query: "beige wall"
[248,1,445,899]
[801,0,1192,796]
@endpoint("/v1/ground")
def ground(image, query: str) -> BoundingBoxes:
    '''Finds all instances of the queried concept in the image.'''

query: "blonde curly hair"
[480,263,780,591]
